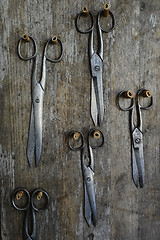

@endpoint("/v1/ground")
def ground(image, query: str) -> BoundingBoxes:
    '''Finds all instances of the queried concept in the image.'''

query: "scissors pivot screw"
[35,98,40,103]
[135,138,141,144]
[87,177,91,182]
[95,66,100,71]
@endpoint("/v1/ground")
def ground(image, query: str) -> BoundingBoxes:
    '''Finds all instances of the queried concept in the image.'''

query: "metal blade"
[132,145,138,188]
[134,147,145,188]
[84,167,97,226]
[91,77,98,126]
[90,53,104,126]
[93,76,104,126]
[27,106,35,168]
[32,83,44,166]
[84,184,92,227]
[132,128,144,188]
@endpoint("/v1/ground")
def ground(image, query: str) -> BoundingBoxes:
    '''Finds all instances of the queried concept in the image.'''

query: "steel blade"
[132,145,138,188]
[90,53,104,126]
[84,167,97,226]
[84,184,92,227]
[91,77,98,126]
[27,106,35,167]
[132,128,144,188]
[32,83,44,166]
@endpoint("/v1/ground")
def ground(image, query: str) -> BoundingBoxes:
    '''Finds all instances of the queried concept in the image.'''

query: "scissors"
[69,129,104,226]
[117,89,153,188]
[11,187,49,240]
[18,34,63,167]
[76,4,115,126]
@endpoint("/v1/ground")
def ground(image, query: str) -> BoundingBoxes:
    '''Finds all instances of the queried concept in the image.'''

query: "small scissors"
[117,89,153,188]
[76,4,115,126]
[11,188,49,240]
[69,129,104,226]
[18,34,63,167]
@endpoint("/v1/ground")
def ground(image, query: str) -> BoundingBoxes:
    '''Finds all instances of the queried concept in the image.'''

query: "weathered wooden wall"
[1,0,160,239]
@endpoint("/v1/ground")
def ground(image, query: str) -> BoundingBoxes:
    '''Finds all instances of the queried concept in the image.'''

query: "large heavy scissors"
[11,188,49,239]
[76,4,115,126]
[117,89,153,188]
[69,129,104,226]
[18,34,63,167]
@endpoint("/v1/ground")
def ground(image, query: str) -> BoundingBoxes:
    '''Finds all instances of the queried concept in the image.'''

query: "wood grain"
[0,0,160,239]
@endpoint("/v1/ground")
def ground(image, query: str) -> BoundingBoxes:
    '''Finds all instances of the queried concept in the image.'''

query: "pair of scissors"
[117,89,153,188]
[69,129,104,226]
[18,34,63,167]
[76,4,115,126]
[11,188,49,240]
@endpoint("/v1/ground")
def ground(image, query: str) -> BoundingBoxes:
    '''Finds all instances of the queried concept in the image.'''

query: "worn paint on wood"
[1,0,160,239]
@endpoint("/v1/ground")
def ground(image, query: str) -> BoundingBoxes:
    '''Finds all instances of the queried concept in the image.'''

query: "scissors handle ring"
[76,10,94,34]
[137,88,153,109]
[11,188,30,211]
[98,10,115,33]
[45,38,63,63]
[88,128,104,149]
[31,189,49,212]
[117,90,135,111]
[68,130,84,151]
[18,36,37,61]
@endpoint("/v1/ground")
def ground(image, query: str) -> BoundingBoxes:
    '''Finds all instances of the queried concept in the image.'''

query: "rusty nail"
[82,6,89,16]
[124,90,134,99]
[37,191,43,200]
[73,132,80,140]
[52,36,58,44]
[103,3,109,17]
[94,130,101,139]
[22,34,30,42]
[143,90,152,98]
[16,191,24,200]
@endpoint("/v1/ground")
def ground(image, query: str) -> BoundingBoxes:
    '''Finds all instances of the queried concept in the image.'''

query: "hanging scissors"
[11,187,49,240]
[18,34,63,167]
[117,89,153,188]
[69,129,104,226]
[76,4,115,126]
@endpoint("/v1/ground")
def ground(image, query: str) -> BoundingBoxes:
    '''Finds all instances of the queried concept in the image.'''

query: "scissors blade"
[32,83,44,167]
[27,106,35,167]
[90,53,104,126]
[84,167,97,226]
[132,128,144,188]
[132,144,139,188]
[84,184,92,227]
[91,77,98,126]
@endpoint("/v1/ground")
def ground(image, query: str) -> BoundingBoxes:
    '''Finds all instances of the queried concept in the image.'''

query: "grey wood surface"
[0,0,160,239]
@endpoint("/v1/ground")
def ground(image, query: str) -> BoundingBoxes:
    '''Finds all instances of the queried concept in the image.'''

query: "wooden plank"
[0,0,160,239]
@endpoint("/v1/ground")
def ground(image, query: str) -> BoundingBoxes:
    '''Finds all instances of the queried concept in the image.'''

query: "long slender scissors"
[69,129,104,226]
[76,4,115,126]
[117,89,153,188]
[11,188,49,240]
[18,34,63,167]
